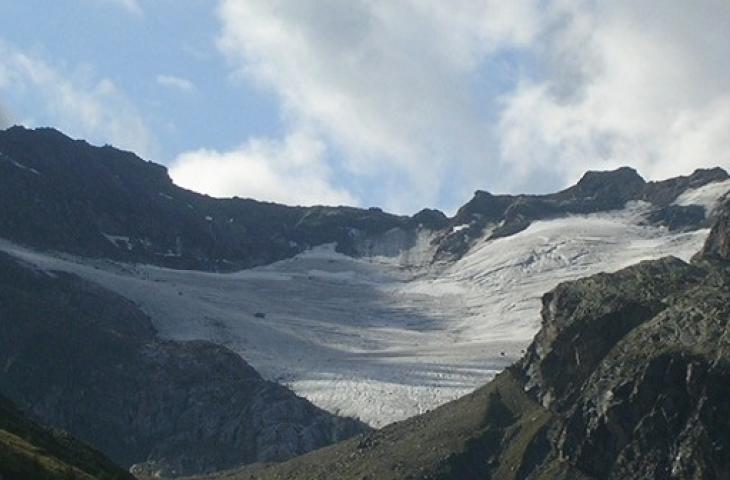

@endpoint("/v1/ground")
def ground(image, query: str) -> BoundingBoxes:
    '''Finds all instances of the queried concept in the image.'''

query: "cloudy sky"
[1,1,729,214]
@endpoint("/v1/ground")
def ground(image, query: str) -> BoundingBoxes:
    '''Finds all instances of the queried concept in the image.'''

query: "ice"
[672,178,730,216]
[0,200,712,427]
[102,234,132,250]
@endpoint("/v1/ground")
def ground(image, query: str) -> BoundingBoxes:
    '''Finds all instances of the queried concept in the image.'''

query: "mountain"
[1,126,730,478]
[0,393,134,480]
[0,251,367,477]
[204,202,730,480]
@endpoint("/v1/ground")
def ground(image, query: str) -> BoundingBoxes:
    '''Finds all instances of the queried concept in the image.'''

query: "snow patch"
[103,234,132,250]
[1,153,40,175]
[296,243,347,260]
[673,179,730,216]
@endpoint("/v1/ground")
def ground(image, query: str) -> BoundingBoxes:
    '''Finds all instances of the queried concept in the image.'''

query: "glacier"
[1,180,727,427]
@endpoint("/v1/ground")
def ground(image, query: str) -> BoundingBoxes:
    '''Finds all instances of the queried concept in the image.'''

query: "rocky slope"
[1,126,726,270]
[206,204,730,480]
[0,393,134,480]
[0,252,367,477]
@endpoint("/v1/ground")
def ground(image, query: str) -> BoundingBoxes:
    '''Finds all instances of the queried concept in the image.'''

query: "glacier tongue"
[0,199,720,427]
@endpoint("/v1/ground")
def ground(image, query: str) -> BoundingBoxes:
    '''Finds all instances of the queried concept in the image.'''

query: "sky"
[1,1,729,214]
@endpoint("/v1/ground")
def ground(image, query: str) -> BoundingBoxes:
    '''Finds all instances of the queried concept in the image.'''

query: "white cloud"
[496,0,730,191]
[0,104,11,129]
[169,132,356,207]
[0,42,155,158]
[156,74,196,93]
[214,0,730,211]
[216,0,544,212]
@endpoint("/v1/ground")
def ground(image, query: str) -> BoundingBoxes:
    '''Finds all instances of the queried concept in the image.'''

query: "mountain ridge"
[1,125,727,270]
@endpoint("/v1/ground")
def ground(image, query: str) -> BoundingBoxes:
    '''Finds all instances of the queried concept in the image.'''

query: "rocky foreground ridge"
[207,204,730,480]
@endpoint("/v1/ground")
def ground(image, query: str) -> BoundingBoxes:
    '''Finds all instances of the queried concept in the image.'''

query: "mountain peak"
[578,165,643,181]
[412,208,448,229]
[687,166,729,186]
[573,166,646,195]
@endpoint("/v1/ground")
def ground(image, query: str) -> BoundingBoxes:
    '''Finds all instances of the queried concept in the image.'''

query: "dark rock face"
[229,206,730,480]
[696,200,730,261]
[412,208,449,230]
[451,190,515,225]
[0,252,368,477]
[647,205,707,231]
[520,257,705,410]
[554,166,647,207]
[519,254,730,479]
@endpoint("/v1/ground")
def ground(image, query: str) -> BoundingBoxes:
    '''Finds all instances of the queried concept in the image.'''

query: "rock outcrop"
[696,200,730,261]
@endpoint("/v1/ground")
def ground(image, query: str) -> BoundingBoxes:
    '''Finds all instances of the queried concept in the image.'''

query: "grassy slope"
[0,395,134,480]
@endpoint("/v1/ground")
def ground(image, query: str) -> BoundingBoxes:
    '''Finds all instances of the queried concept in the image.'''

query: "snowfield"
[1,188,727,427]
[673,178,730,214]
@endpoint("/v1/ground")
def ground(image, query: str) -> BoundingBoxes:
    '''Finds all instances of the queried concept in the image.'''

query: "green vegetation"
[0,395,133,480]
